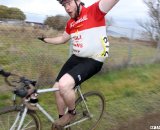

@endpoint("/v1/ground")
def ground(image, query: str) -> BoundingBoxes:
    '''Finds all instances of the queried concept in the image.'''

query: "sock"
[68,108,76,115]
[59,115,63,118]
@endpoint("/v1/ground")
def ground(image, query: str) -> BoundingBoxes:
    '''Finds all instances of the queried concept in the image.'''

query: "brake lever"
[20,77,36,87]
[12,80,21,83]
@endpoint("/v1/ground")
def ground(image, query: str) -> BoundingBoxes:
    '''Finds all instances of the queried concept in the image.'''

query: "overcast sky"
[0,0,149,29]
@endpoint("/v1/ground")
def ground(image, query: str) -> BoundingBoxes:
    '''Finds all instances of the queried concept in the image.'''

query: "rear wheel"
[0,106,41,130]
[68,91,105,130]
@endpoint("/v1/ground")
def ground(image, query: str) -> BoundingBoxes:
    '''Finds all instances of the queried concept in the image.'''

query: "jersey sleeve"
[88,1,106,20]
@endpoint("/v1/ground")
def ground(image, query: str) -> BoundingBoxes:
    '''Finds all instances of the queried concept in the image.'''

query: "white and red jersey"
[66,1,109,62]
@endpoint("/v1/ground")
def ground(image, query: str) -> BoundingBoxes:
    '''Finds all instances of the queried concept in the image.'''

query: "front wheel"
[68,91,105,130]
[0,106,41,130]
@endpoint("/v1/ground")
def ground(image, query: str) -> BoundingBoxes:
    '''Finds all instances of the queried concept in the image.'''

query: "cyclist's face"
[63,0,80,19]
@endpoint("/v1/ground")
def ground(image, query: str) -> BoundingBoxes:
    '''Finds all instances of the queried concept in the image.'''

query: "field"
[0,24,160,130]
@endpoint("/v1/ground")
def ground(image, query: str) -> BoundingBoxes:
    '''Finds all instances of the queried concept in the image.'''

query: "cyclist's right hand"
[37,35,46,43]
[0,69,11,77]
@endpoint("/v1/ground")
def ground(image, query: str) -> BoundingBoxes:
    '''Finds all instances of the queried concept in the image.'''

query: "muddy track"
[113,113,160,130]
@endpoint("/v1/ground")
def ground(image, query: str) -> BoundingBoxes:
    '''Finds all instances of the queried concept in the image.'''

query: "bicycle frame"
[10,85,92,130]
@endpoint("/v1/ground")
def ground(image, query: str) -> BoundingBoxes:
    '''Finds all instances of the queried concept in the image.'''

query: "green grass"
[0,63,160,129]
[1,63,160,130]
[0,25,160,129]
[82,63,160,130]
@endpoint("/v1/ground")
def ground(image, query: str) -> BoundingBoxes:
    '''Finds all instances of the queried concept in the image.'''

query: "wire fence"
[107,25,146,40]
[0,21,160,85]
[107,26,160,68]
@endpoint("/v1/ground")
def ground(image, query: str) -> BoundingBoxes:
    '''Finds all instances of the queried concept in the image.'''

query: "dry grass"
[102,36,159,72]
[0,24,160,84]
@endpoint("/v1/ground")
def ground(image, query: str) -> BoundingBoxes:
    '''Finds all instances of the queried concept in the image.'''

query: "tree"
[0,5,26,20]
[138,0,160,43]
[0,5,9,18]
[44,15,69,30]
[7,7,26,20]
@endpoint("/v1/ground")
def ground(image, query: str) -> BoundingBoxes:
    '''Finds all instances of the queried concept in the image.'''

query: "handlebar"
[0,69,37,98]
[0,69,36,87]
[19,77,37,87]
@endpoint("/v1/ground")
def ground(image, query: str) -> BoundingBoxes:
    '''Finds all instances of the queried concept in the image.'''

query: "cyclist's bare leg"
[58,73,76,110]
[53,82,66,116]
[53,73,76,127]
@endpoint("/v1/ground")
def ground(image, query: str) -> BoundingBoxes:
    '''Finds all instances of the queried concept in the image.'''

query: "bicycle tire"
[68,91,105,130]
[0,105,41,130]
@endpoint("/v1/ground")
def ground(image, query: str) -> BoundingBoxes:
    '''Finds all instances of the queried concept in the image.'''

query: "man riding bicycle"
[38,0,119,129]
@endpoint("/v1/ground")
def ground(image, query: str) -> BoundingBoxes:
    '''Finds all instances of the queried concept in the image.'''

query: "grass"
[0,64,160,130]
[0,25,160,129]
[103,37,159,72]
[1,63,160,130]
[83,63,160,130]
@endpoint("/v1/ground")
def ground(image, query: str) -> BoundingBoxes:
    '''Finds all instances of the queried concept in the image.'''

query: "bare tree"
[138,0,160,44]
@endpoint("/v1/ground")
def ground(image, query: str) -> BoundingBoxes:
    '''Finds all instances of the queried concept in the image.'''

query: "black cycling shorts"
[56,54,103,86]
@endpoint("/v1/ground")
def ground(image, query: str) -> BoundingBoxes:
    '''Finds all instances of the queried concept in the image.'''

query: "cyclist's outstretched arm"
[99,0,119,14]
[40,31,70,45]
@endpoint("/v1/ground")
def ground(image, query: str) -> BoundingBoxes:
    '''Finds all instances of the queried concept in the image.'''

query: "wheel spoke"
[22,119,35,129]
[68,91,105,130]
[0,106,40,130]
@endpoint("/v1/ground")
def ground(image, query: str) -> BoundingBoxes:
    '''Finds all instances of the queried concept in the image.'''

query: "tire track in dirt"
[113,113,160,130]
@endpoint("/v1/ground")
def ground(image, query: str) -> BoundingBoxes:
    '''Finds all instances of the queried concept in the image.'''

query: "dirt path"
[113,113,160,130]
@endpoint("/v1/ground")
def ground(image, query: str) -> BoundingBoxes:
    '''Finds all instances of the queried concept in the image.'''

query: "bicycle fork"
[77,87,92,118]
[10,107,28,130]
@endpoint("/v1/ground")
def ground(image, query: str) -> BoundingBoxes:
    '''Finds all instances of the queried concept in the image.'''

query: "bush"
[44,15,69,31]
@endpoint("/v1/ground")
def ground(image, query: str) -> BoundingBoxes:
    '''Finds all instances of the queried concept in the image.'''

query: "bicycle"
[0,69,105,130]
